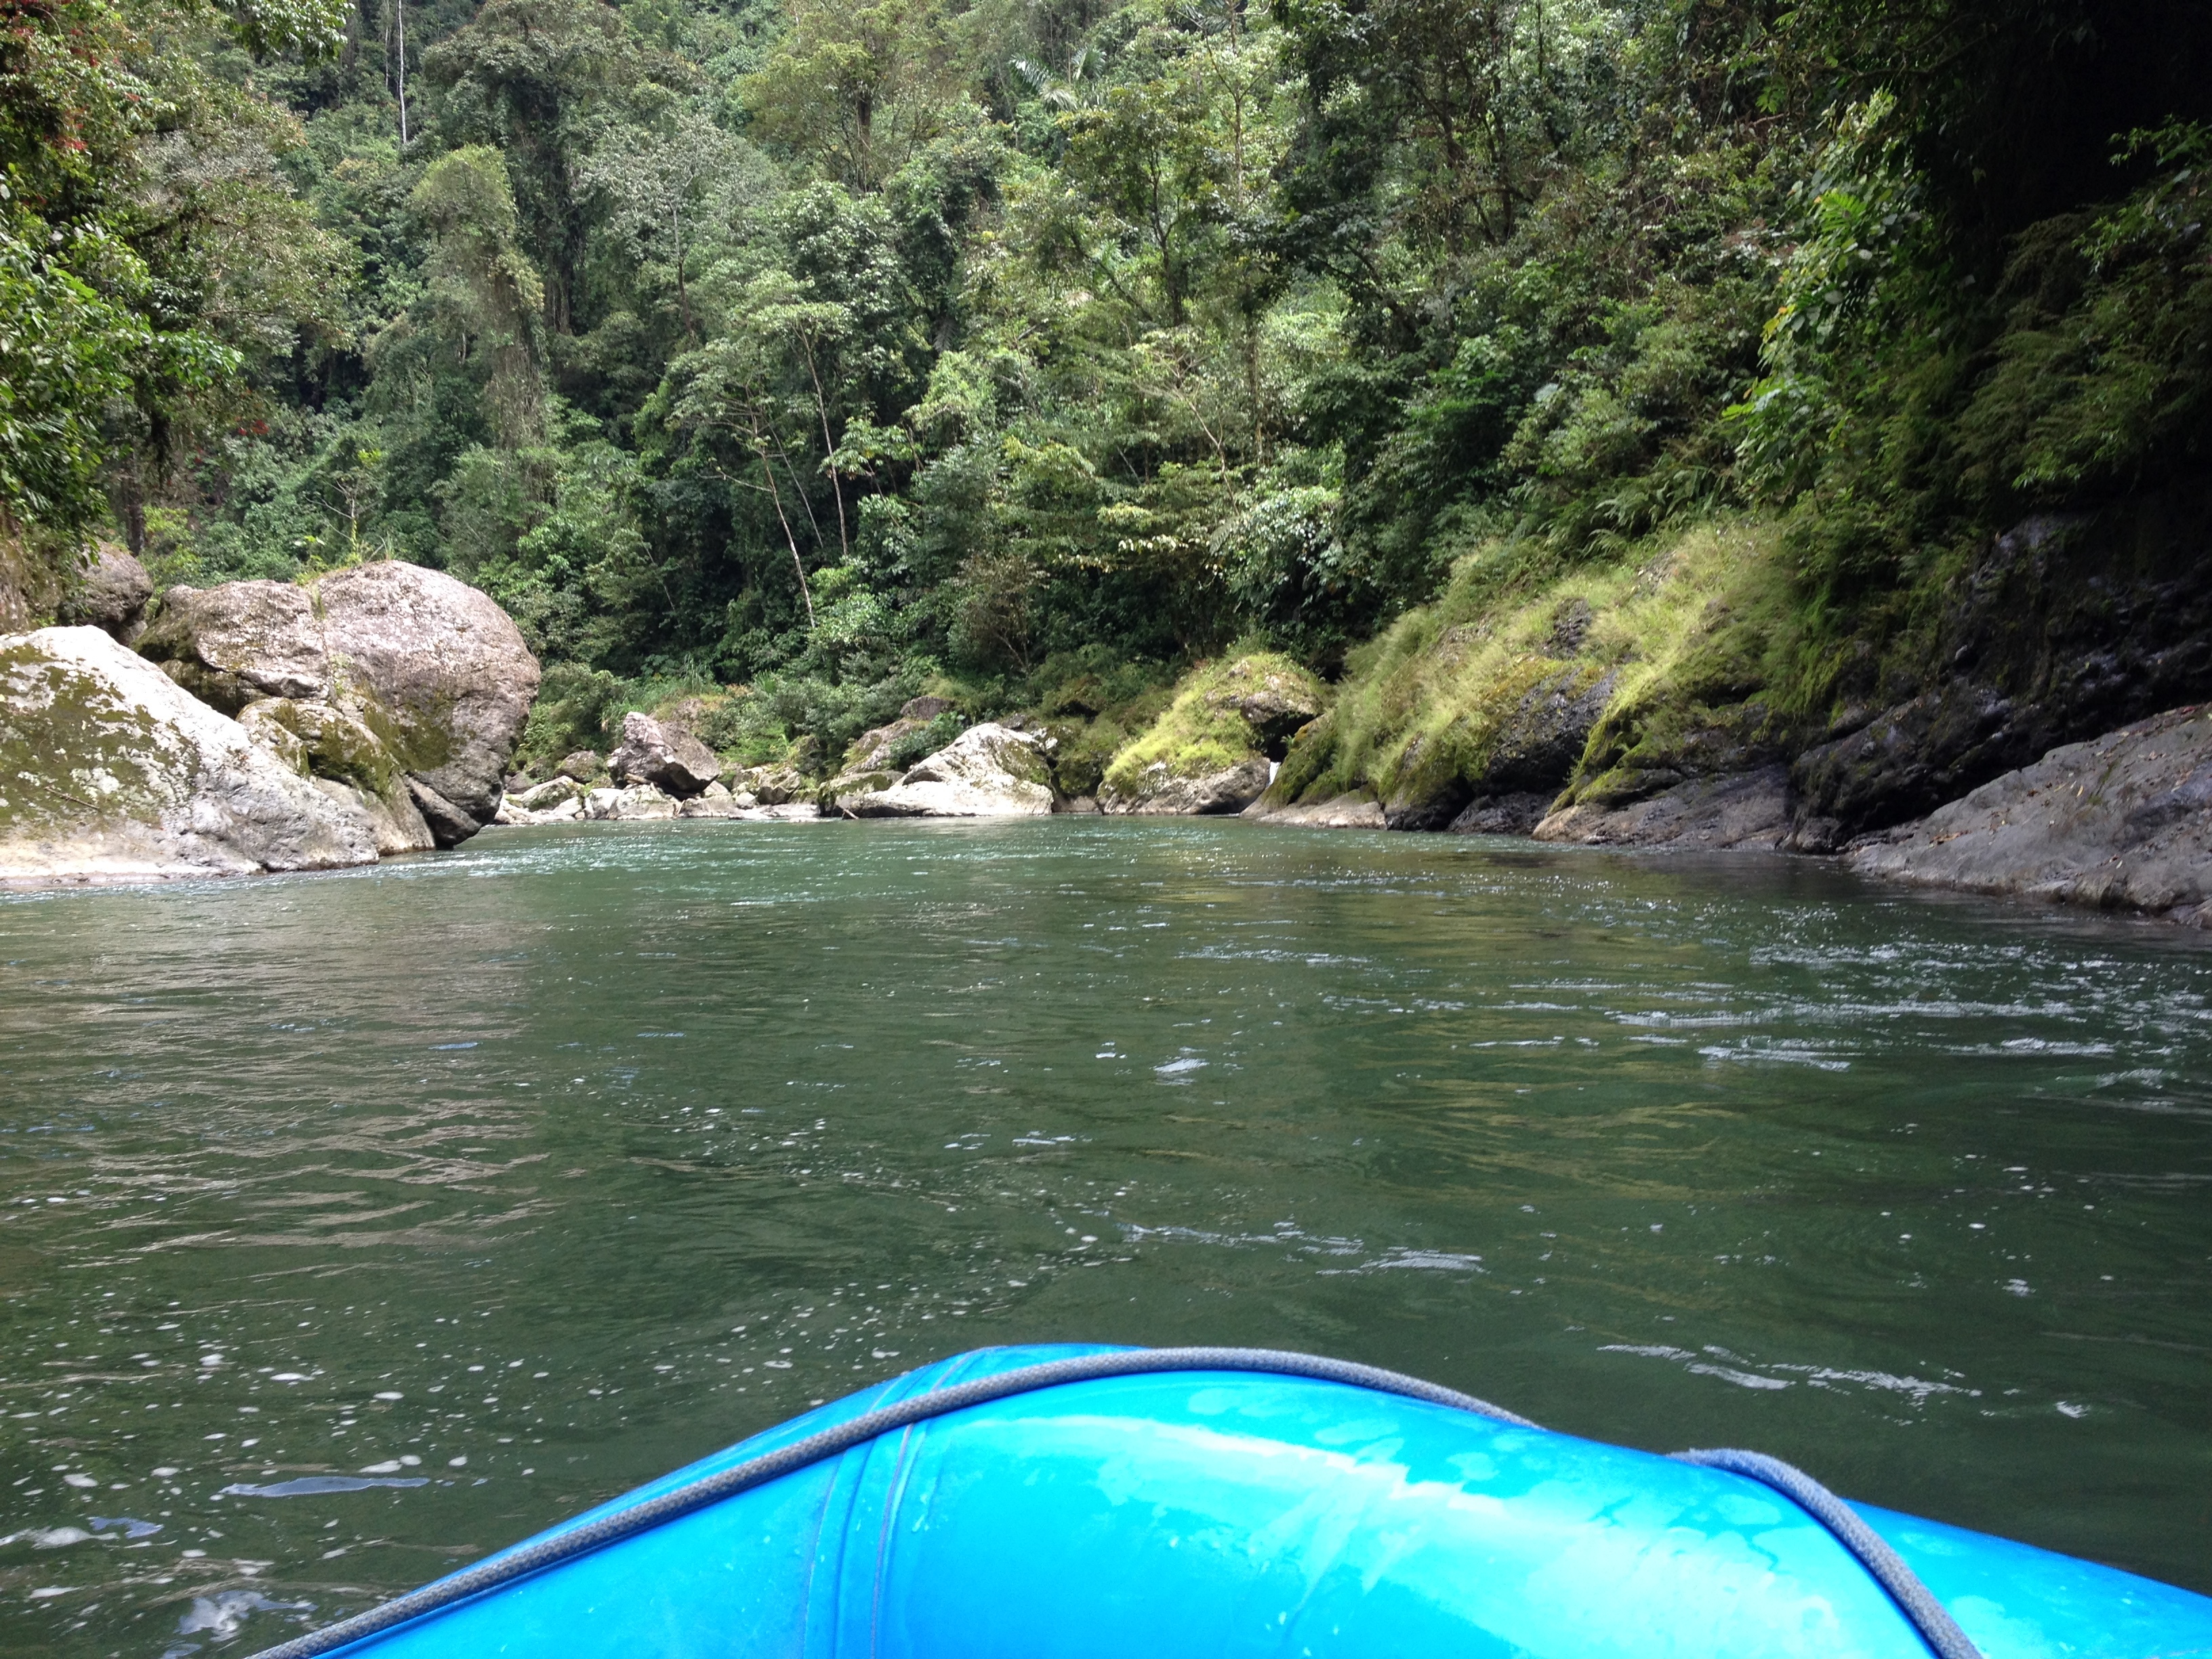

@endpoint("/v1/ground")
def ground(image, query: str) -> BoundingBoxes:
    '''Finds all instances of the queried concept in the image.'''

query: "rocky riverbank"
[1845,706,2212,926]
[1168,491,2212,926]
[7,532,2207,930]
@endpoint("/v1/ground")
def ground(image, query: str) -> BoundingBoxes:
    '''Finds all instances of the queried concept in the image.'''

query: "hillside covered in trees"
[6,0,2212,808]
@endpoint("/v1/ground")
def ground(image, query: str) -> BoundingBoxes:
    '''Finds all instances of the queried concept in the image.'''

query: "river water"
[2,818,2209,1654]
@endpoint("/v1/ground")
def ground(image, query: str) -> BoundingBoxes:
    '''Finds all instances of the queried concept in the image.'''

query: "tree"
[426,0,651,334]
[577,109,750,339]
[740,0,955,192]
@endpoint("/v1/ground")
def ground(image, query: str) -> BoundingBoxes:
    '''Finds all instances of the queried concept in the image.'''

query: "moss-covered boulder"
[136,560,540,845]
[237,698,434,855]
[0,627,383,882]
[1100,654,1326,815]
[1252,523,1807,836]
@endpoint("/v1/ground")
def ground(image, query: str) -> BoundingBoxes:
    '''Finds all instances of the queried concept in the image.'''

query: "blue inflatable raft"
[251,1344,2212,1659]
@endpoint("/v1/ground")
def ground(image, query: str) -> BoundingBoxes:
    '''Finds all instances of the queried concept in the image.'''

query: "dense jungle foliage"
[5,0,2211,771]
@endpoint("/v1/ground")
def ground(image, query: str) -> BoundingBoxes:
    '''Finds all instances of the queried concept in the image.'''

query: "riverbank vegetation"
[4,0,2209,794]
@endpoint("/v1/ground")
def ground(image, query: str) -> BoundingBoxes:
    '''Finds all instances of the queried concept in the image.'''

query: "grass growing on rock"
[1103,653,1328,798]
[1269,520,1809,819]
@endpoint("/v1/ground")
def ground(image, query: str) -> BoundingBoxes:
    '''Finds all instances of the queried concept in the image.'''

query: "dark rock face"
[1847,705,2212,923]
[900,695,954,722]
[56,546,155,642]
[1448,793,1555,835]
[1790,488,2212,848]
[609,712,722,797]
[136,562,541,846]
[1536,766,1792,849]
[556,750,603,783]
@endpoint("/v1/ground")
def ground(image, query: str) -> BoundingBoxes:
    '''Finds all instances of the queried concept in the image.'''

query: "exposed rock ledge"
[1845,705,2212,925]
[1241,792,1386,829]
[1533,766,1791,850]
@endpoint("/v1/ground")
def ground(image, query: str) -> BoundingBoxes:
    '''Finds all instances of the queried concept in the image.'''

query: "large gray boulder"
[235,698,434,856]
[837,723,1054,817]
[1845,705,2212,923]
[0,627,382,882]
[56,545,155,642]
[136,561,540,845]
[609,712,721,797]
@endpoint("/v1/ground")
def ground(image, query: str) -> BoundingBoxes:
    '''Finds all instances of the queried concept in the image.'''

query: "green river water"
[2,817,2209,1655]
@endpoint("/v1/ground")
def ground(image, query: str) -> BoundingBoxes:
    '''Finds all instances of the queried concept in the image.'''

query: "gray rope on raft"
[247,1346,1981,1659]
[1671,1448,1984,1659]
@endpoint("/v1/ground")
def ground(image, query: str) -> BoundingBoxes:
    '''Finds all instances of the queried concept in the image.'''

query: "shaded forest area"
[6,0,2212,774]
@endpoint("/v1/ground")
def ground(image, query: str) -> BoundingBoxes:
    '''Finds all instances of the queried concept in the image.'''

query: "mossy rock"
[1,627,382,878]
[1257,520,1810,829]
[1101,653,1326,804]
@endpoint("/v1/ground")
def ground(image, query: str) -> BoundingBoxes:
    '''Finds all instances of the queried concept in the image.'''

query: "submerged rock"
[609,712,721,798]
[0,627,382,882]
[837,724,1054,817]
[136,560,540,846]
[1845,705,2212,923]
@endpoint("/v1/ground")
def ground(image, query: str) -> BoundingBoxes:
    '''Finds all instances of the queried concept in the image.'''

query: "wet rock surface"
[0,627,382,881]
[1448,792,1557,836]
[1845,705,2212,923]
[1242,792,1387,829]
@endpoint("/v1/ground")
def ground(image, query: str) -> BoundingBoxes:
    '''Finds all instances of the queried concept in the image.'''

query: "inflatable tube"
[252,1344,2212,1659]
